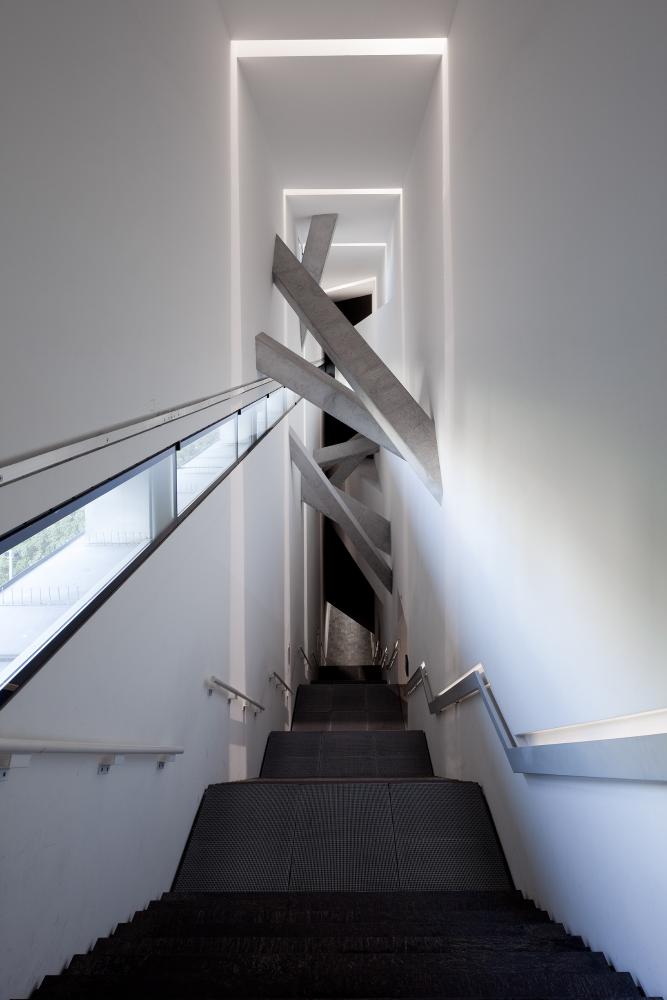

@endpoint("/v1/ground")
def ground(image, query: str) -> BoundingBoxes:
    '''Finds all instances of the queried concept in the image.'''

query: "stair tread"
[94,932,590,956]
[37,966,640,999]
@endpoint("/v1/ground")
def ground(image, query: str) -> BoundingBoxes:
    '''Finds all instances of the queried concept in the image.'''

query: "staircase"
[29,683,653,1000]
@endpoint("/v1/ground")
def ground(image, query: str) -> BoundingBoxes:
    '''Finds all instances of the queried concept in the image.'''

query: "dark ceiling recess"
[334,293,373,327]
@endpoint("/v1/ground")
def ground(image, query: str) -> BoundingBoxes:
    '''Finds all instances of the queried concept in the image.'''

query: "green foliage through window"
[0,510,85,588]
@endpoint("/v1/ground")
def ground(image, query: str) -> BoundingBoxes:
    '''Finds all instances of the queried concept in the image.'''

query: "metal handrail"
[0,737,183,779]
[0,358,324,488]
[298,646,317,680]
[0,376,274,488]
[269,672,294,696]
[0,737,183,755]
[206,675,265,714]
[406,661,667,783]
[384,640,399,672]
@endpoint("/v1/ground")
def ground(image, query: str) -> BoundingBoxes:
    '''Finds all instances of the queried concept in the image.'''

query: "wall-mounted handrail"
[0,358,324,489]
[298,646,318,680]
[0,376,274,489]
[0,737,183,779]
[206,676,265,715]
[384,640,399,672]
[0,737,184,755]
[406,661,667,783]
[269,672,294,696]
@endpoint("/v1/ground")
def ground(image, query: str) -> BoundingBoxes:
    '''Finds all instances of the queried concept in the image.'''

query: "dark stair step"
[118,914,559,941]
[260,731,433,779]
[156,889,528,908]
[151,890,543,921]
[173,781,511,893]
[291,683,405,732]
[37,963,640,999]
[316,665,385,684]
[68,951,612,983]
[94,929,590,956]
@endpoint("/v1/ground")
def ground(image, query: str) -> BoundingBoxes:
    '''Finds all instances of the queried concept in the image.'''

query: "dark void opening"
[323,519,375,634]
[333,292,373,327]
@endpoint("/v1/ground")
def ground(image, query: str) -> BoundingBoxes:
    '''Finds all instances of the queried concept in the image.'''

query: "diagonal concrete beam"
[332,523,388,602]
[273,236,442,502]
[302,478,390,555]
[333,487,391,555]
[256,333,399,455]
[314,435,379,471]
[300,214,337,347]
[329,452,367,487]
[290,429,392,593]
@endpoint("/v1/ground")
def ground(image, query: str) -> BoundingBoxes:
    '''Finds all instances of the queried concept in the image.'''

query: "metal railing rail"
[384,640,399,672]
[0,376,276,489]
[206,675,265,715]
[0,737,183,779]
[269,672,294,696]
[1,356,324,489]
[298,647,318,680]
[407,661,667,783]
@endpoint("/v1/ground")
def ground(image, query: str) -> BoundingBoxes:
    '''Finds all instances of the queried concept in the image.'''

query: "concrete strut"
[314,435,379,471]
[289,429,392,593]
[329,452,368,487]
[331,523,389,601]
[255,333,399,455]
[299,214,337,347]
[333,486,391,555]
[273,235,443,502]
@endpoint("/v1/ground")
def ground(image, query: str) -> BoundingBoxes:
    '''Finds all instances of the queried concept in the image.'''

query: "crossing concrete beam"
[314,435,379,471]
[333,486,391,555]
[300,214,337,347]
[329,452,368,487]
[273,236,442,502]
[290,429,392,593]
[332,523,389,602]
[256,333,399,455]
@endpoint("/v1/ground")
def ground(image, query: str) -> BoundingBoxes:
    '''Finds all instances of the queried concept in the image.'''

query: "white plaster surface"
[0,0,231,464]
[372,4,667,995]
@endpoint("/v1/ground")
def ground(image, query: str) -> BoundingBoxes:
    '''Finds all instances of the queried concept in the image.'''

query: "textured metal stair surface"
[27,688,658,1000]
[172,779,510,893]
[261,730,433,778]
[291,682,405,731]
[30,890,653,1000]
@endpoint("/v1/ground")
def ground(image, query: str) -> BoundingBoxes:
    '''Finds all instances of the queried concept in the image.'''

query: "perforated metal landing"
[291,683,405,731]
[261,731,433,779]
[173,780,511,893]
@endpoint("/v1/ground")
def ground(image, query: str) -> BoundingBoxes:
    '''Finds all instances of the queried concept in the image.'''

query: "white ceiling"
[228,0,451,308]
[220,0,457,40]
[241,53,441,188]
[291,192,398,244]
[322,245,386,297]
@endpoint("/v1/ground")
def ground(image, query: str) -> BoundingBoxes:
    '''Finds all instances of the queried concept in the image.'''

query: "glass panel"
[267,388,286,427]
[237,398,267,457]
[284,388,298,410]
[0,451,175,690]
[176,414,237,514]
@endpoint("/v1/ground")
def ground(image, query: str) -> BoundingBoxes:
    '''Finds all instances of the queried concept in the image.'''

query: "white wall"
[0,5,308,996]
[376,4,667,995]
[0,0,231,463]
[237,62,285,382]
